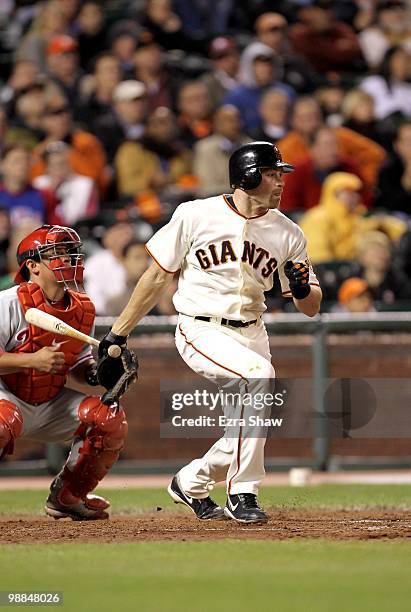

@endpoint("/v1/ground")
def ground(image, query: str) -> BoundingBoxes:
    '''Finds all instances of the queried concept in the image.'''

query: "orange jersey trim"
[223,195,269,221]
[145,245,179,274]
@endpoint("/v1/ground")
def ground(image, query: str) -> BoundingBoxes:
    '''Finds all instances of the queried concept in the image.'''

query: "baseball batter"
[98,142,322,524]
[0,224,128,520]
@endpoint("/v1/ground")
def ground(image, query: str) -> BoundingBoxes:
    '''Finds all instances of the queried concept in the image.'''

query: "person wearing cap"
[359,0,411,69]
[200,36,240,109]
[30,94,108,193]
[46,34,82,108]
[92,79,148,162]
[224,41,295,133]
[337,277,374,313]
[289,0,363,78]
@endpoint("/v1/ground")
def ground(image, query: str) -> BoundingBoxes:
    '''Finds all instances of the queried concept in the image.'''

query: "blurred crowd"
[0,0,410,315]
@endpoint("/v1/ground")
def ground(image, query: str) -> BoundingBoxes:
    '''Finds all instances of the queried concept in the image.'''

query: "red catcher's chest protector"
[2,283,95,404]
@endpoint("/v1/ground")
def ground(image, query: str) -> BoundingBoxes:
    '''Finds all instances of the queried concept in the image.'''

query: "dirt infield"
[1,510,411,543]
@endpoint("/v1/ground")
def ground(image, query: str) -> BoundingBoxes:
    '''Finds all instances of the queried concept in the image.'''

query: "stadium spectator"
[33,141,99,226]
[0,144,46,227]
[45,34,82,108]
[132,44,173,111]
[353,231,411,303]
[105,238,149,316]
[30,94,108,193]
[177,81,213,148]
[375,120,411,215]
[12,85,47,144]
[253,11,322,93]
[360,45,411,120]
[15,0,69,72]
[277,96,386,190]
[84,217,147,314]
[224,42,294,133]
[76,2,108,70]
[92,79,147,163]
[251,88,290,142]
[337,277,375,313]
[315,84,345,127]
[76,52,122,130]
[289,0,363,79]
[140,0,193,53]
[193,105,250,197]
[280,127,366,214]
[359,0,411,69]
[299,172,406,263]
[174,0,235,41]
[200,36,240,109]
[0,60,39,114]
[341,88,389,147]
[108,20,141,75]
[115,106,193,221]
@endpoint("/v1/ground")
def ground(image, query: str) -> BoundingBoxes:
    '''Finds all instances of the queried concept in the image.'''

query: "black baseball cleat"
[45,475,110,521]
[224,493,268,524]
[167,475,225,520]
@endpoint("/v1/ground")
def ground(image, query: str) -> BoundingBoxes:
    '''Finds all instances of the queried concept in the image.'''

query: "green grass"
[2,541,411,612]
[0,484,411,516]
[1,485,411,611]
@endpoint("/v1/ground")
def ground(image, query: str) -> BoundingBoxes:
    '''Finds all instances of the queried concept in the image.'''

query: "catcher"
[0,224,137,520]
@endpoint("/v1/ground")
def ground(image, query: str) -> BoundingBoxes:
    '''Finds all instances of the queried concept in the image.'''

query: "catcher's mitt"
[97,331,138,405]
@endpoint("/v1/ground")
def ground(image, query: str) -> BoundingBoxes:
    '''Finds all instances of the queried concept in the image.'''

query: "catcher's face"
[252,168,285,209]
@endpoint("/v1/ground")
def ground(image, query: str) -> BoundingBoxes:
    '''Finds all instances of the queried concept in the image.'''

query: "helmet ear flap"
[239,168,262,190]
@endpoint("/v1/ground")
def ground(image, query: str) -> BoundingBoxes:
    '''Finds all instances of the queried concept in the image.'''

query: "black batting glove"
[98,329,128,360]
[284,260,311,300]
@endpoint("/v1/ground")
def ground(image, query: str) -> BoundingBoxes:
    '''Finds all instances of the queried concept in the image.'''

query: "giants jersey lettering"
[146,195,319,319]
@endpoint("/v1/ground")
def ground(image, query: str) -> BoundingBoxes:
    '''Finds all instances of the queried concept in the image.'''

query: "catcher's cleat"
[167,475,225,520]
[224,493,268,524]
[45,475,110,521]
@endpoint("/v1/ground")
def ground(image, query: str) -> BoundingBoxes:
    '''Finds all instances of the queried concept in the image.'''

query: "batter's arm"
[111,261,175,336]
[293,285,322,317]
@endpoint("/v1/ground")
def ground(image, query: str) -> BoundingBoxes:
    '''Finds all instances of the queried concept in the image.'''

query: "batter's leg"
[175,319,275,498]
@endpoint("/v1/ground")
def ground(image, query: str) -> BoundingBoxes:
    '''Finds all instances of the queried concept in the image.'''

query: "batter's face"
[251,168,285,209]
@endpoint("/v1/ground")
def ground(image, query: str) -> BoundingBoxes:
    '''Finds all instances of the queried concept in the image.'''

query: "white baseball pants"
[175,314,275,497]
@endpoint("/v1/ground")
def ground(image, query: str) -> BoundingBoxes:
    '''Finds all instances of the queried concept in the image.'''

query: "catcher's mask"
[15,224,85,291]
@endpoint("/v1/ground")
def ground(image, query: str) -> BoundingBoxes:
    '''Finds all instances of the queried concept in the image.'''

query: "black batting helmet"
[229,141,294,191]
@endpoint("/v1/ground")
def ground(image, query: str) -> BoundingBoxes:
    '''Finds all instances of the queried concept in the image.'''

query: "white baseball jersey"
[0,285,93,368]
[146,195,319,320]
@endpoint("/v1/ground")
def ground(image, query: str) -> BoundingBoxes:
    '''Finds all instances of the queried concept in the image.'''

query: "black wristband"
[105,330,128,346]
[291,284,311,300]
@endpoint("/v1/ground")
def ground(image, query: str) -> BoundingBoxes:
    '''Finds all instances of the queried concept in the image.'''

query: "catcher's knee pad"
[0,400,23,459]
[62,396,128,498]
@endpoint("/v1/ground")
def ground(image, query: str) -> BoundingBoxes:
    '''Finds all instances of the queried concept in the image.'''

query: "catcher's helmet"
[15,224,85,289]
[229,141,294,191]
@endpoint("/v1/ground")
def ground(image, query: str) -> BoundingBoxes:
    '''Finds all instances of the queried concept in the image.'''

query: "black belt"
[194,316,257,328]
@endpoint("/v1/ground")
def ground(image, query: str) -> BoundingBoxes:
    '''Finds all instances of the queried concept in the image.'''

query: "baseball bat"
[24,308,122,357]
